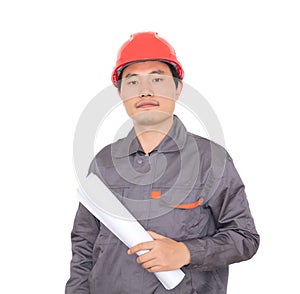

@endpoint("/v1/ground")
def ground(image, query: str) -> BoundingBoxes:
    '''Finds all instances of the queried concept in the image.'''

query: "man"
[66,32,259,293]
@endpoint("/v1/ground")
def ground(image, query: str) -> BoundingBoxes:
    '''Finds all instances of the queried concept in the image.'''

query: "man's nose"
[139,89,153,98]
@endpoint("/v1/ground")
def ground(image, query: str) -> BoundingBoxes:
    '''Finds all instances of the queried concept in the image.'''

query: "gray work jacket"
[65,115,259,294]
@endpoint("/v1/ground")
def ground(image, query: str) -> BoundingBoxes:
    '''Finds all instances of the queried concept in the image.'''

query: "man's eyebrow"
[124,70,166,79]
[124,73,138,79]
[149,70,165,75]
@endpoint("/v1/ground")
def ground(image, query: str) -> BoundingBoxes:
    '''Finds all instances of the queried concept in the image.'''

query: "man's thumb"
[147,230,165,240]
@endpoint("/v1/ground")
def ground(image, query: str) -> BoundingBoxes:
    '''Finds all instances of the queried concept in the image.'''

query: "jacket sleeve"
[65,203,100,294]
[183,154,260,271]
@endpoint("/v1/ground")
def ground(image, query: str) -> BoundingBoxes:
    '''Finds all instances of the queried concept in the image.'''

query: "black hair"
[117,61,181,91]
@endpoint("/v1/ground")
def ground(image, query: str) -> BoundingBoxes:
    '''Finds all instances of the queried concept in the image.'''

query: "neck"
[134,115,174,155]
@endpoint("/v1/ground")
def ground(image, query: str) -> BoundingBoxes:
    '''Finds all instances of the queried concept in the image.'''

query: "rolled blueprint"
[77,173,185,290]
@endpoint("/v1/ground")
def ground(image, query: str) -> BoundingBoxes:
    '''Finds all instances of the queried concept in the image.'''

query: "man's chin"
[132,110,173,127]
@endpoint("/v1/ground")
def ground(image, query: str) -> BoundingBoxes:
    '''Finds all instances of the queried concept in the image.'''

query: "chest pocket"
[148,187,215,241]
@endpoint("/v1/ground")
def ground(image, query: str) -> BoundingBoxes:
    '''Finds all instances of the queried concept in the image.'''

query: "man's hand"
[127,231,191,272]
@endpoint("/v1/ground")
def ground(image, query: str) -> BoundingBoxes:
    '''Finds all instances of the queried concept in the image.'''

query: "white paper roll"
[77,173,185,290]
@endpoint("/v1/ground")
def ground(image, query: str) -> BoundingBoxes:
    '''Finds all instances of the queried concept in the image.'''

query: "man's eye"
[152,78,163,83]
[127,80,138,85]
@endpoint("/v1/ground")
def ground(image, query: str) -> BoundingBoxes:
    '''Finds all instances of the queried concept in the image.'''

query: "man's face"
[119,61,182,126]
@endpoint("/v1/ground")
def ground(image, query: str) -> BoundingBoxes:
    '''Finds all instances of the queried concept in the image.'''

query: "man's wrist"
[179,242,191,266]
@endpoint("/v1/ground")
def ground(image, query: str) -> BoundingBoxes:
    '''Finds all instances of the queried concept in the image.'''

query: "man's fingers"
[138,258,158,269]
[128,231,165,255]
[137,256,164,273]
[136,251,154,264]
[128,241,154,255]
[147,265,163,273]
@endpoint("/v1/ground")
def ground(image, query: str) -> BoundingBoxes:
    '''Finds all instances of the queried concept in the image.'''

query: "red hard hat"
[111,32,184,87]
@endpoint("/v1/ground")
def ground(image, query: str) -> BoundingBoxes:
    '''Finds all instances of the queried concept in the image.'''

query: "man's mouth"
[136,100,160,109]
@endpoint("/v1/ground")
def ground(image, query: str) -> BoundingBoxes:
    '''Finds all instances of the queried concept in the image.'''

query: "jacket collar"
[112,115,188,158]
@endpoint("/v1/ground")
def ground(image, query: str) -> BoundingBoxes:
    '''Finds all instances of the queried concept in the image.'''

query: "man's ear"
[175,80,183,100]
[118,88,123,100]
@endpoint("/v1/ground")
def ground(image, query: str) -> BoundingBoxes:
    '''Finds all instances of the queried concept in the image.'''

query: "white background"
[1,0,299,293]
